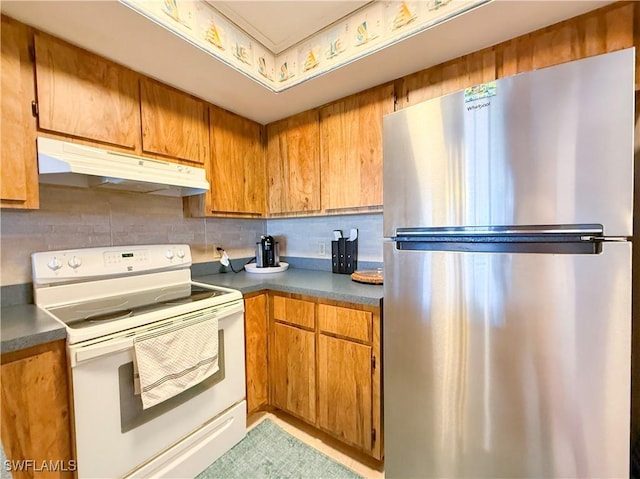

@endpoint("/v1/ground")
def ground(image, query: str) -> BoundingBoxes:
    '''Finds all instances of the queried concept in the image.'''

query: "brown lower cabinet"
[318,333,373,451]
[271,322,316,424]
[245,291,382,460]
[0,340,74,479]
[244,293,269,413]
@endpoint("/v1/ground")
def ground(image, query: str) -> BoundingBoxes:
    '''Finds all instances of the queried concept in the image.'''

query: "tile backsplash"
[1,186,384,287]
[267,214,383,262]
[0,186,265,286]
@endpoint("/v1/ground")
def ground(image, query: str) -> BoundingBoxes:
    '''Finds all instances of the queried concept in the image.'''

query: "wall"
[0,185,384,287]
[0,185,265,286]
[267,213,383,263]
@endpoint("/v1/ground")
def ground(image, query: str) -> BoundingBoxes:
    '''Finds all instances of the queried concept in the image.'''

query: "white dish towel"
[133,316,219,410]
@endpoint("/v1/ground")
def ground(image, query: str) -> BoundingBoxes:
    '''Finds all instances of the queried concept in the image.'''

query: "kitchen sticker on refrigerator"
[464,81,497,102]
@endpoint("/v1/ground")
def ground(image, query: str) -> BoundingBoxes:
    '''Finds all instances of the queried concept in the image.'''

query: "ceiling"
[210,1,370,54]
[1,1,613,125]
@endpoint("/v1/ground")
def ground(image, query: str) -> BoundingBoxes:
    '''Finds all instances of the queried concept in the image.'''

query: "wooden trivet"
[351,270,383,285]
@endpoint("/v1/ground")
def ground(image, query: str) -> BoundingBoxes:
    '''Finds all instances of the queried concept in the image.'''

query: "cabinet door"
[270,322,316,424]
[1,16,38,209]
[1,340,73,479]
[318,334,372,451]
[244,294,268,414]
[34,32,140,149]
[320,84,394,210]
[140,78,209,164]
[266,110,320,214]
[209,105,265,215]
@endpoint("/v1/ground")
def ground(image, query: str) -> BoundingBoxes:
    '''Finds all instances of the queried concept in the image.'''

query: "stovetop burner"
[49,283,233,330]
[158,286,226,305]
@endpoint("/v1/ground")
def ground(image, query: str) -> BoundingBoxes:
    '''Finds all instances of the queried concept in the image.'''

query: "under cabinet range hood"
[36,137,209,197]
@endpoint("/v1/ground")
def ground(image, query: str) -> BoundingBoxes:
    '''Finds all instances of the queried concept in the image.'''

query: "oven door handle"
[69,300,244,367]
[72,336,134,366]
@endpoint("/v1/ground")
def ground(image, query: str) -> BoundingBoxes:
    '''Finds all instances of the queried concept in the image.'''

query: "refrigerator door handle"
[394,224,604,238]
[389,224,631,255]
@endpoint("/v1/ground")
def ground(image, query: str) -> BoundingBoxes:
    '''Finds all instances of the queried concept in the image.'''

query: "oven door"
[67,300,246,478]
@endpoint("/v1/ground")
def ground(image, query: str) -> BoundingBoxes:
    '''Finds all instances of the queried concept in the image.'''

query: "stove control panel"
[32,244,192,284]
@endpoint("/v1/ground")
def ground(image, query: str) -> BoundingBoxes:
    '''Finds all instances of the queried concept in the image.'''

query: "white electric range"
[32,244,246,478]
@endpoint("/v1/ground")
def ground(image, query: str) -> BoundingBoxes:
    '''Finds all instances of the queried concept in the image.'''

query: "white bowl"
[244,262,289,274]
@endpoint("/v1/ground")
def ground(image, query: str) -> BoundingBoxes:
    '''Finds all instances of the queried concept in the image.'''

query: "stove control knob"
[165,249,175,260]
[47,257,62,271]
[68,256,82,269]
[177,248,185,259]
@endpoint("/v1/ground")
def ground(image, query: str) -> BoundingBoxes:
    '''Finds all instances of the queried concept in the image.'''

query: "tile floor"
[248,411,384,479]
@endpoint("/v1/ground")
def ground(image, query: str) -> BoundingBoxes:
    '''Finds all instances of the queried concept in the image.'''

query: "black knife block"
[332,238,357,274]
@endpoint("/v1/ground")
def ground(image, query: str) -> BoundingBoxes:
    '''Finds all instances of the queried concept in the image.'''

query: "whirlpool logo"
[467,101,491,112]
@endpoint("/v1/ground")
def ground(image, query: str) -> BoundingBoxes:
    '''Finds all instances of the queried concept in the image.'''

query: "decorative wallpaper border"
[120,0,489,92]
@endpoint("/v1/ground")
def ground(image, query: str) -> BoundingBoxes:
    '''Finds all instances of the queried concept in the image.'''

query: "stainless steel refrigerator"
[383,48,634,479]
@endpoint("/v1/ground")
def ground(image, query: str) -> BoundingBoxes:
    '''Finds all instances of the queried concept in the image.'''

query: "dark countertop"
[1,268,383,355]
[1,304,66,355]
[194,268,383,306]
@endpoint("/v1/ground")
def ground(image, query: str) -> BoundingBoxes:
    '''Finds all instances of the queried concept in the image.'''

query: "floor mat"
[196,418,364,479]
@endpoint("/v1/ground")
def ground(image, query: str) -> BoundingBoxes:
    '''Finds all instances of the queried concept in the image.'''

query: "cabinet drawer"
[318,305,372,343]
[272,296,315,329]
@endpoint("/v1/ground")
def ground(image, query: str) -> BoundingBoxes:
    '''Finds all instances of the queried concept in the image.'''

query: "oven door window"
[118,330,225,433]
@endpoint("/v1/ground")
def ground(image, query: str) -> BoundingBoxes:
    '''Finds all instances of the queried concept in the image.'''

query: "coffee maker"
[256,235,280,268]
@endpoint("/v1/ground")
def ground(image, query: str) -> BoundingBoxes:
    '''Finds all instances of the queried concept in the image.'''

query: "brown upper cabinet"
[266,110,320,215]
[202,105,265,216]
[140,78,209,165]
[186,104,265,217]
[319,84,394,212]
[34,31,141,150]
[1,16,38,209]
